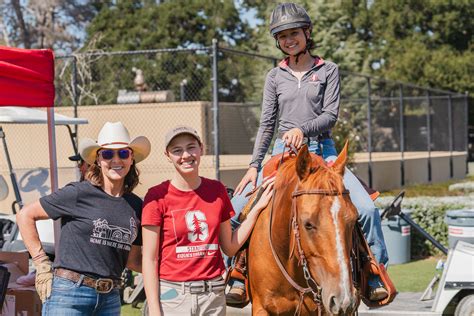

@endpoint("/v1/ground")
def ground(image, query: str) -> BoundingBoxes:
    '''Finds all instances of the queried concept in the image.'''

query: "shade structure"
[0,46,59,254]
[0,46,55,108]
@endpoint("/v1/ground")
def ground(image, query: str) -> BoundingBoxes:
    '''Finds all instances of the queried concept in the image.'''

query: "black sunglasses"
[98,149,131,160]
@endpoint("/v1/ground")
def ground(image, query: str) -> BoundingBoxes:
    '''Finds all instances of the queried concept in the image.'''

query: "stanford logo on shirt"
[185,210,209,242]
[171,208,218,260]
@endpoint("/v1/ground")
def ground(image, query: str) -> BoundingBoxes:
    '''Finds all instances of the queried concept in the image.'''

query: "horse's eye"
[304,221,315,230]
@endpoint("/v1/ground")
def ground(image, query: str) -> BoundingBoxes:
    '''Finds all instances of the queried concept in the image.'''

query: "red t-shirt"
[142,177,235,282]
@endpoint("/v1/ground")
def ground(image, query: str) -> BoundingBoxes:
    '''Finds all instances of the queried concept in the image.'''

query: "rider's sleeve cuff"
[249,162,261,171]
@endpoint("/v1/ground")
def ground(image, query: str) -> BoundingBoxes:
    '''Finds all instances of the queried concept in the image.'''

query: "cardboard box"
[0,252,41,316]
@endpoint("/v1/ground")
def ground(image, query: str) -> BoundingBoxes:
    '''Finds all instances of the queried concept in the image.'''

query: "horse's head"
[281,143,359,314]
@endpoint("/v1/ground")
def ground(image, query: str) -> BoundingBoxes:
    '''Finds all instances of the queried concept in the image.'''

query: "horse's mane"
[275,153,345,194]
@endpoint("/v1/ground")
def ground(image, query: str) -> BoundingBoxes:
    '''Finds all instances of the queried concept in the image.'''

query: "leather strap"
[54,268,120,293]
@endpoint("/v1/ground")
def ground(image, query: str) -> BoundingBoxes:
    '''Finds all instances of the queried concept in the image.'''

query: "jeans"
[228,138,388,268]
[42,276,121,316]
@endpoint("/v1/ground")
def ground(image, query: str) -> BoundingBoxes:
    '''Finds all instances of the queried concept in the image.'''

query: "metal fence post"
[366,77,373,188]
[72,56,79,148]
[465,93,469,175]
[211,38,220,180]
[426,91,432,182]
[447,94,453,178]
[399,84,405,186]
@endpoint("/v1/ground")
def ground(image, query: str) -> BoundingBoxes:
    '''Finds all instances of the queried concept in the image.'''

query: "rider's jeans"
[228,138,389,267]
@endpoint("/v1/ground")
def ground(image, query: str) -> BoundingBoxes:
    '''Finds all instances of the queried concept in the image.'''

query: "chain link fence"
[51,43,469,189]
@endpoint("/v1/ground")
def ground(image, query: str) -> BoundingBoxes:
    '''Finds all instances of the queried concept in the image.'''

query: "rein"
[267,146,350,315]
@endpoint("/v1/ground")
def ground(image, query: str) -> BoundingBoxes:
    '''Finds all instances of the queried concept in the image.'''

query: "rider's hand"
[282,128,304,149]
[253,176,275,211]
[234,167,258,196]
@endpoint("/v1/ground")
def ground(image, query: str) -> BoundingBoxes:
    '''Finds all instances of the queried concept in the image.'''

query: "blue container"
[381,209,412,265]
[445,209,474,248]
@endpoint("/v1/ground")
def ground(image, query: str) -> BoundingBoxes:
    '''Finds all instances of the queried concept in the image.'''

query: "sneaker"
[226,286,246,305]
[368,275,388,301]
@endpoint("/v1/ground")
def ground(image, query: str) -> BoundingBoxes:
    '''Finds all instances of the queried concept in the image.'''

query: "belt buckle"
[188,282,207,294]
[95,278,114,294]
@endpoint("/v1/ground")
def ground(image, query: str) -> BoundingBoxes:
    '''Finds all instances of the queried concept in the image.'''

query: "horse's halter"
[268,147,350,315]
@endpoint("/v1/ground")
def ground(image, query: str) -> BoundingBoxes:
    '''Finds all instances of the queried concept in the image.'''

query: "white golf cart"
[360,191,474,315]
[0,106,87,256]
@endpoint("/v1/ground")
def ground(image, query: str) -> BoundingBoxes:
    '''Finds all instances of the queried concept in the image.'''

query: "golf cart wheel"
[141,299,148,316]
[455,293,474,316]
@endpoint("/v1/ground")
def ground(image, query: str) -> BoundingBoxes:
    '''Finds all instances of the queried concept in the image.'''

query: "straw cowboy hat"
[79,121,151,165]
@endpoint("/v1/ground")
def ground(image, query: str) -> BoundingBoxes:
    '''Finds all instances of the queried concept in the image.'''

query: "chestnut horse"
[247,144,360,315]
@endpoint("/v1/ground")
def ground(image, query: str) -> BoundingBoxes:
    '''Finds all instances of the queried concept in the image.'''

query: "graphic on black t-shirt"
[90,217,137,251]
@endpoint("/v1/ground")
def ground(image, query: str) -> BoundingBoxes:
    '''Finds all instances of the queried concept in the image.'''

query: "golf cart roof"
[0,106,88,125]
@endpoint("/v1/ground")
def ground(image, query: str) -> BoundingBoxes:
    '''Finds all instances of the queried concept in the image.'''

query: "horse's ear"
[332,140,349,176]
[296,144,312,180]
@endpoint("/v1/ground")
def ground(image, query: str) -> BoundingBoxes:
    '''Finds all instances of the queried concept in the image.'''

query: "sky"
[234,0,262,28]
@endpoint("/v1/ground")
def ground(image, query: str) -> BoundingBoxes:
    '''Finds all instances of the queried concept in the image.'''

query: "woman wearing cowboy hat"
[16,121,151,315]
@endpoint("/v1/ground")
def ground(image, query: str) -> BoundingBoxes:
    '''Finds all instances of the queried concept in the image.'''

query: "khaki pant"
[159,279,226,316]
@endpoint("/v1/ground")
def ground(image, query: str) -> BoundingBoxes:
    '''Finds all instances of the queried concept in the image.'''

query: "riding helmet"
[269,2,312,37]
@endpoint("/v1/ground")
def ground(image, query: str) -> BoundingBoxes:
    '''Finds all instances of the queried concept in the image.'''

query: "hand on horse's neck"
[288,52,314,73]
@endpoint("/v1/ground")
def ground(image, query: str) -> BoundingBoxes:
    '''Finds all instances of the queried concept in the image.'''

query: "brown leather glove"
[34,257,53,302]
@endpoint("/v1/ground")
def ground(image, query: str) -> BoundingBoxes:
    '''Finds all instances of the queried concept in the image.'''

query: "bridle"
[267,149,350,315]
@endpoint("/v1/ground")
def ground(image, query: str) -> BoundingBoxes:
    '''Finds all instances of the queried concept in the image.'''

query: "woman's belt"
[54,268,121,293]
[160,277,226,294]
[276,131,331,142]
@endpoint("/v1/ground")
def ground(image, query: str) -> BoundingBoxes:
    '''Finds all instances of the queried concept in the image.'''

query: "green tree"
[79,0,259,105]
[367,0,473,95]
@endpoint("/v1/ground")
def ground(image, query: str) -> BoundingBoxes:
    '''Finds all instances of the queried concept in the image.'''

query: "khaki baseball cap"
[164,125,202,149]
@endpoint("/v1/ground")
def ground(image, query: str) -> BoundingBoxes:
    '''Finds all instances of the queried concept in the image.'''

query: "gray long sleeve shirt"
[250,57,341,169]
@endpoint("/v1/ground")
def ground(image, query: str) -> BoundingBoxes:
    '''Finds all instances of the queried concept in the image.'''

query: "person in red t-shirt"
[142,126,274,316]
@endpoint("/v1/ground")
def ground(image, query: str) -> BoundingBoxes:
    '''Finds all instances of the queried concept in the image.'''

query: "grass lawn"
[121,303,143,316]
[388,257,442,292]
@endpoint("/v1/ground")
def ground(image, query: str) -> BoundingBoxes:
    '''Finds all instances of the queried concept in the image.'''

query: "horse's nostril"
[329,295,338,313]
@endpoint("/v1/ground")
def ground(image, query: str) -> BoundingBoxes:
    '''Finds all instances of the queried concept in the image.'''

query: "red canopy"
[0,46,55,107]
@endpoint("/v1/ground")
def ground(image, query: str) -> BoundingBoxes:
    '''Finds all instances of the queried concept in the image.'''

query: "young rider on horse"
[226,2,389,305]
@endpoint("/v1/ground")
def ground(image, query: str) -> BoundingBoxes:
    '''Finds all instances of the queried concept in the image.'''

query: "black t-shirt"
[40,181,142,280]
